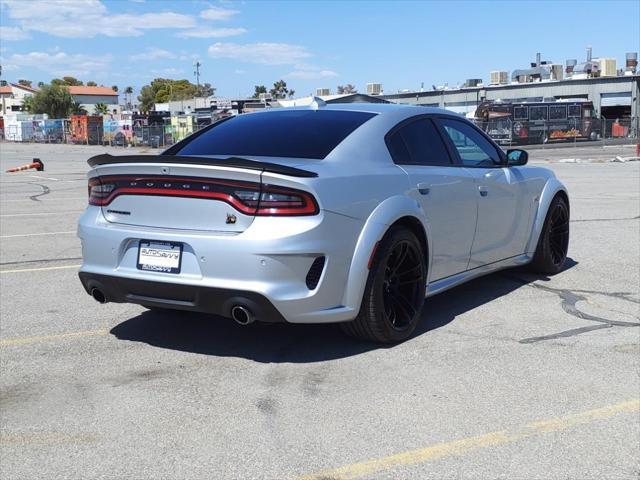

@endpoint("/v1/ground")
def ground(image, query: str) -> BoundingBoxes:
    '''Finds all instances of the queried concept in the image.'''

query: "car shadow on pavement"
[110,258,577,363]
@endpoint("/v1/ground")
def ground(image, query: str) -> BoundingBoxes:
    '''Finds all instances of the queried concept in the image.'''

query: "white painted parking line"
[28,175,60,181]
[1,197,87,203]
[0,264,81,274]
[0,211,83,217]
[0,231,76,239]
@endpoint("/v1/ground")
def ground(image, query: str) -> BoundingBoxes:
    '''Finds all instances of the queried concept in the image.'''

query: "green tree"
[22,95,34,112]
[288,89,295,98]
[111,85,118,92]
[71,101,87,115]
[269,80,289,99]
[137,78,214,112]
[26,83,74,118]
[252,85,267,98]
[337,84,357,94]
[37,81,45,88]
[63,76,83,86]
[52,77,83,86]
[124,86,133,110]
[86,81,97,86]
[18,79,32,87]
[93,102,109,115]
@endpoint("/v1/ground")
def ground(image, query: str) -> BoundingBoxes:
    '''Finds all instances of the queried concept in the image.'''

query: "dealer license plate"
[137,240,183,274]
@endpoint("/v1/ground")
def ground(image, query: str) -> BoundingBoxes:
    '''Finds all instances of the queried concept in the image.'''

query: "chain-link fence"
[0,119,214,148]
[2,115,639,152]
[470,116,638,148]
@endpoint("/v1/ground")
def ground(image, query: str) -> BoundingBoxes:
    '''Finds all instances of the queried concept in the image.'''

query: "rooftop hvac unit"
[316,88,330,96]
[489,71,508,85]
[464,78,482,88]
[367,83,382,95]
[550,64,564,81]
[598,58,617,77]
[625,52,638,73]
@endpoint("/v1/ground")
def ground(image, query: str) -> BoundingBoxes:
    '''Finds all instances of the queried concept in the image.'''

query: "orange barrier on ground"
[6,158,44,173]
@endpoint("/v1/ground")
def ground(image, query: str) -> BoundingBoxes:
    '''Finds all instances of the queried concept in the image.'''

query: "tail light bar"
[88,175,318,216]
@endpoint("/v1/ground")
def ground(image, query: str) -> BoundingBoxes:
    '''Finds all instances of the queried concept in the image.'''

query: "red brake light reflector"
[88,176,318,216]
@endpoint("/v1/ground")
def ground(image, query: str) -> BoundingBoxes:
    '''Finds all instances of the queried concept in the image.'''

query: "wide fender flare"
[342,195,432,313]
[526,177,569,254]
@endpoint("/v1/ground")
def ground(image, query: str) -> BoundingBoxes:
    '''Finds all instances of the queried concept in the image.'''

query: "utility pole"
[193,61,202,89]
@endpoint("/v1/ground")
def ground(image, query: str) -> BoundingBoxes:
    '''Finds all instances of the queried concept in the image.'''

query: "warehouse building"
[381,75,639,120]
[381,50,639,121]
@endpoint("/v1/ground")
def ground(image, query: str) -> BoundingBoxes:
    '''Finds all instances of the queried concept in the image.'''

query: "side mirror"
[506,149,528,166]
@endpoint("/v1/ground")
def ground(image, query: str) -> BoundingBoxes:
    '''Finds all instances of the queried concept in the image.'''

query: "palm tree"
[124,86,133,110]
[269,80,289,99]
[93,102,109,115]
[71,101,87,115]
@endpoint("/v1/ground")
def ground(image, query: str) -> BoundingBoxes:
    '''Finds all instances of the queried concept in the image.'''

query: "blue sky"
[1,0,638,98]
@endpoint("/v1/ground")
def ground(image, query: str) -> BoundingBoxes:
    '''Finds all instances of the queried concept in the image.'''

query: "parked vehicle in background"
[78,104,570,343]
[475,100,600,145]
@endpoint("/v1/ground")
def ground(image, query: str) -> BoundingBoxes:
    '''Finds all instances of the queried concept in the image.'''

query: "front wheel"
[529,195,570,274]
[340,226,427,343]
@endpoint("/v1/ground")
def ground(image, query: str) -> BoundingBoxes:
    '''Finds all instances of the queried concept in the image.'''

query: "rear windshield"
[173,110,377,160]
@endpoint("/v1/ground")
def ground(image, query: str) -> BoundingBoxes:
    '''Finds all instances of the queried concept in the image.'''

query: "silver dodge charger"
[78,103,570,343]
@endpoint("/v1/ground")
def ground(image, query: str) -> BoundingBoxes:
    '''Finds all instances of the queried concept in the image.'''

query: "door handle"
[417,183,430,195]
[478,186,488,197]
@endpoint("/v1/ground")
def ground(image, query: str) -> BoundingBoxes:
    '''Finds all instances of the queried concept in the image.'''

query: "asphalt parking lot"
[1,141,639,480]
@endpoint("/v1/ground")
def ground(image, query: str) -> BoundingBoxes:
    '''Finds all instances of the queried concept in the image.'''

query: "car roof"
[248,102,454,118]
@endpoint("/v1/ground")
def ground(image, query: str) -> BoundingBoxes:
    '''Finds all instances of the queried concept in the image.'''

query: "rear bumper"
[77,206,363,323]
[79,272,287,322]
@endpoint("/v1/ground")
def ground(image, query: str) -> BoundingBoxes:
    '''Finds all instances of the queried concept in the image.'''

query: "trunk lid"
[87,155,319,233]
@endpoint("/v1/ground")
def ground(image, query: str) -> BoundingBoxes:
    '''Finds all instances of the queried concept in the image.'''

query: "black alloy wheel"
[548,201,570,267]
[341,226,427,343]
[530,195,570,274]
[382,240,424,331]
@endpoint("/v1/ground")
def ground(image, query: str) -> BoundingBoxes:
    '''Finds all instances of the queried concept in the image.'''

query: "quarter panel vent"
[305,256,326,290]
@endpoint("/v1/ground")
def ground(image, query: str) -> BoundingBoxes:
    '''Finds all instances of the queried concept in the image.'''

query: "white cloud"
[4,50,112,77]
[0,26,30,41]
[151,67,184,76]
[129,47,177,62]
[283,63,339,80]
[1,0,197,38]
[176,27,247,38]
[234,69,246,74]
[286,69,339,80]
[208,42,311,65]
[200,7,239,21]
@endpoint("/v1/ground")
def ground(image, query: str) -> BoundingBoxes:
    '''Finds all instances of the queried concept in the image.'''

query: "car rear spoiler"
[87,154,318,178]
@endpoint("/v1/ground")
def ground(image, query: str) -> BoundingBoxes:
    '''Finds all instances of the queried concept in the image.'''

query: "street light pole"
[193,61,202,90]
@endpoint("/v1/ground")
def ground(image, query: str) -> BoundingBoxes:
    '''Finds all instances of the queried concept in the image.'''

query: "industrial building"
[380,49,639,121]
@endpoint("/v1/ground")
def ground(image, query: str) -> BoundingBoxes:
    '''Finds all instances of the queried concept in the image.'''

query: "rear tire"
[340,226,427,343]
[529,195,570,274]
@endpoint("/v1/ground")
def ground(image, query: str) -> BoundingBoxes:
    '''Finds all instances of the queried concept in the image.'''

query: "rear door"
[387,117,478,281]
[435,117,532,268]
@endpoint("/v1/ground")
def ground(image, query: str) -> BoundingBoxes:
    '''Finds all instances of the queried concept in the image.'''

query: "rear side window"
[387,118,452,166]
[173,110,376,160]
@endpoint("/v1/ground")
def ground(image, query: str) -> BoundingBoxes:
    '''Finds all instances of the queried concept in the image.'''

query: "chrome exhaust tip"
[231,305,254,325]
